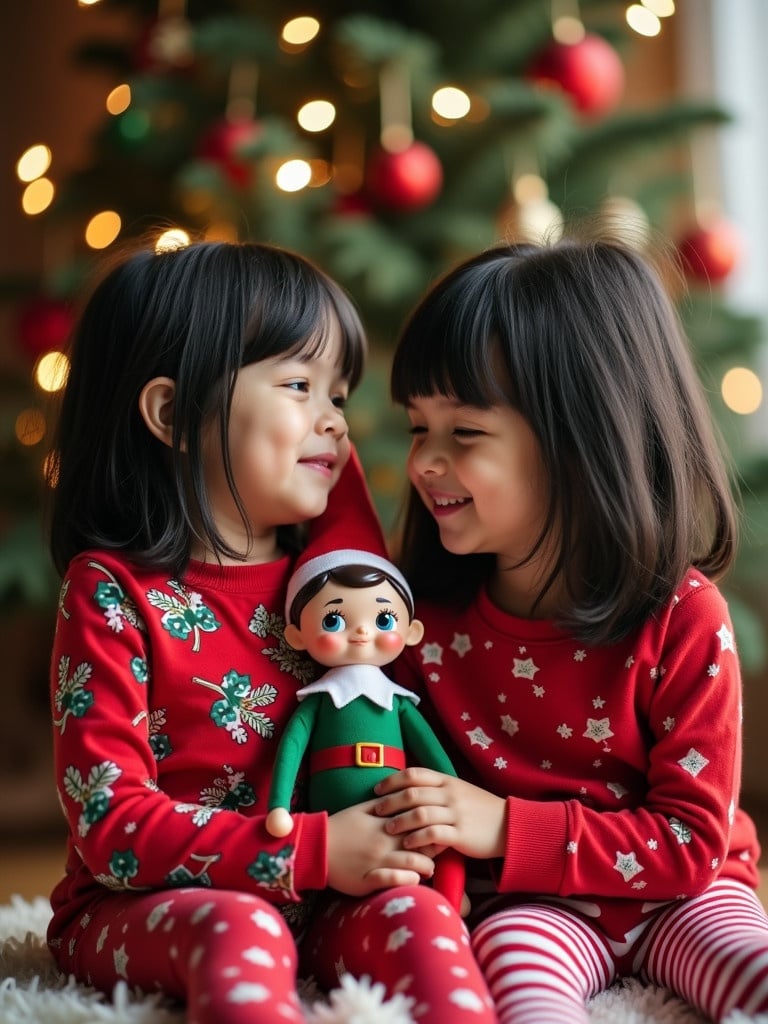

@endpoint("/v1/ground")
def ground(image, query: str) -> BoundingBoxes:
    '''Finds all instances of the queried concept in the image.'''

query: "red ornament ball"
[527,33,625,117]
[365,142,443,212]
[331,190,374,217]
[678,219,742,283]
[196,118,261,188]
[17,297,73,361]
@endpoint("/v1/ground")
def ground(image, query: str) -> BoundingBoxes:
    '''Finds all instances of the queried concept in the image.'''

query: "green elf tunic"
[268,663,457,815]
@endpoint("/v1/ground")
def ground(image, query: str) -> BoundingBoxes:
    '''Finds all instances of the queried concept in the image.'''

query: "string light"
[626,5,661,36]
[34,352,70,394]
[22,178,55,215]
[15,409,46,447]
[155,229,191,252]
[642,0,675,15]
[431,87,471,121]
[106,84,131,116]
[297,99,336,132]
[721,367,763,416]
[85,211,122,249]
[276,159,312,192]
[16,144,51,183]
[281,16,320,51]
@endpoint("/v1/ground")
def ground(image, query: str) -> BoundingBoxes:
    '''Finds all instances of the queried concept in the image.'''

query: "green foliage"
[2,0,767,670]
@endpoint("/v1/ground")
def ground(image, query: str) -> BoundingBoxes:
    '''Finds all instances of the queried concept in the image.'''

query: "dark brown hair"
[289,563,415,626]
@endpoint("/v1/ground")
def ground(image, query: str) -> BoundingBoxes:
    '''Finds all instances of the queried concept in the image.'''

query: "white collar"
[296,663,420,709]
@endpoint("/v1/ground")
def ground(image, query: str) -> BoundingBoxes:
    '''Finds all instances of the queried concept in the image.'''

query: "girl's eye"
[286,380,309,393]
[408,425,427,436]
[332,394,348,409]
[375,610,398,632]
[321,612,345,633]
[454,428,484,438]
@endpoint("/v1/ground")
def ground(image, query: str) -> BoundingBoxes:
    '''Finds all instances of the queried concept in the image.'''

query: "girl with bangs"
[374,238,768,1022]
[45,240,493,1023]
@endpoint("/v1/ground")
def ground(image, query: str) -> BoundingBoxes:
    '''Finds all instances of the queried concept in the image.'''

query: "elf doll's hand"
[373,767,507,861]
[266,807,294,838]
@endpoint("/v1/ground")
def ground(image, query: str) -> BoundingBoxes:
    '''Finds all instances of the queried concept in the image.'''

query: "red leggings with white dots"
[470,879,768,1024]
[51,884,497,1024]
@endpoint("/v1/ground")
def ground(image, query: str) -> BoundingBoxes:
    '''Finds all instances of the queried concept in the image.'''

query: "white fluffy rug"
[0,893,764,1023]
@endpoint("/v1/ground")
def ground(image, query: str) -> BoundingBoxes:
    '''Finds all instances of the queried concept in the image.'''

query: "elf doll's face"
[284,579,424,669]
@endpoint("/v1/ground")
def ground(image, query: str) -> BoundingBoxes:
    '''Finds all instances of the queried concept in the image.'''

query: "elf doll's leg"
[301,884,497,1022]
[51,888,302,1024]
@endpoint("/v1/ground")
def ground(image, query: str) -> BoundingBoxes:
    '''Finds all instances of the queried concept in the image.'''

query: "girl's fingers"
[374,786,449,818]
[374,767,445,796]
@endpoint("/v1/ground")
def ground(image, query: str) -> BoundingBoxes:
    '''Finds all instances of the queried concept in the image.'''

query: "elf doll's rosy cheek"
[377,633,405,655]
[314,633,346,657]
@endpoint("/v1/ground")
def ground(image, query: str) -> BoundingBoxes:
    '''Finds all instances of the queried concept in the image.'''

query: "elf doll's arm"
[266,694,320,838]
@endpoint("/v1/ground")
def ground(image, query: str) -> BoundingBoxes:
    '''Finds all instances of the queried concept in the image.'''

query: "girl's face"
[199,320,351,563]
[405,393,559,613]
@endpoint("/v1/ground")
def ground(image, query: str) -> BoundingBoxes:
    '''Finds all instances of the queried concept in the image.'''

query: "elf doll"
[266,549,466,913]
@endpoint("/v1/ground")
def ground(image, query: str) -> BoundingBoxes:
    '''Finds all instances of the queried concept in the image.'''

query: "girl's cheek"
[314,633,346,657]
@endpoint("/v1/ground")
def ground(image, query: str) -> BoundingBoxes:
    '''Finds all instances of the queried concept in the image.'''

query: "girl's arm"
[376,583,757,902]
[52,554,429,905]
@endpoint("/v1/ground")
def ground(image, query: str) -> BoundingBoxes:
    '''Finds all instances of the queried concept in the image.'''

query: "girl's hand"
[373,767,507,860]
[326,798,435,896]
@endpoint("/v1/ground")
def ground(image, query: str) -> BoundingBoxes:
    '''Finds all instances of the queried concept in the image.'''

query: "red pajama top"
[395,569,761,940]
[48,452,383,940]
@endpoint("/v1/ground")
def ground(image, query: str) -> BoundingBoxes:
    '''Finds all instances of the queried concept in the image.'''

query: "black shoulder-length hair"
[390,238,737,645]
[47,240,367,578]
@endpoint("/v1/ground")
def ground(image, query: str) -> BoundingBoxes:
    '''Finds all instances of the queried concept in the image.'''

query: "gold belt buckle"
[355,741,384,767]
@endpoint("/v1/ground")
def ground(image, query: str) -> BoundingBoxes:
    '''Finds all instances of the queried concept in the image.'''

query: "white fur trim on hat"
[285,549,412,622]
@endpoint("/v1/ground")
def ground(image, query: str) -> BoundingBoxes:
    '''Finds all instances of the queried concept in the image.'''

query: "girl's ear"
[139,376,177,448]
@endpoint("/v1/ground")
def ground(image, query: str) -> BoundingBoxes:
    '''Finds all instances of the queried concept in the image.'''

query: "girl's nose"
[317,403,348,438]
[409,437,446,476]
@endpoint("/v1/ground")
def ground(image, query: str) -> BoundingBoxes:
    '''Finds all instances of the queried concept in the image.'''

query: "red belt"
[310,742,406,773]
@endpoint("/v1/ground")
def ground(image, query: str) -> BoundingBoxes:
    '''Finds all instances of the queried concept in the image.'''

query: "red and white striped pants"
[471,879,768,1023]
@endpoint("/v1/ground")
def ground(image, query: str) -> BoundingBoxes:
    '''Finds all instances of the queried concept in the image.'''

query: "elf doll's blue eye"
[375,611,397,632]
[321,612,345,632]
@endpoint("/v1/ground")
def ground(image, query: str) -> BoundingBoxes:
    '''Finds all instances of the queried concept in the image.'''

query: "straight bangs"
[241,252,366,389]
[392,262,518,409]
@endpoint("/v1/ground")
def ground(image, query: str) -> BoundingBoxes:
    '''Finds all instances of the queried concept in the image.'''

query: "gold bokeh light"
[281,16,320,48]
[275,159,312,192]
[35,352,70,394]
[17,144,52,183]
[431,87,471,120]
[297,99,336,132]
[722,367,763,416]
[106,84,131,115]
[626,4,661,36]
[155,228,191,252]
[22,178,55,215]
[85,210,122,249]
[15,408,47,447]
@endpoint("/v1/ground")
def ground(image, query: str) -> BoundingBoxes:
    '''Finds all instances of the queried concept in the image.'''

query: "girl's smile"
[406,392,561,615]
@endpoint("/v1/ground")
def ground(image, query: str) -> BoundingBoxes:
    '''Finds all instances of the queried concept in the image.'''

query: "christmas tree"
[4,0,767,670]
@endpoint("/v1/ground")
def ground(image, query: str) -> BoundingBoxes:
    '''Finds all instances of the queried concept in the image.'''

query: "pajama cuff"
[498,796,568,893]
[293,811,329,893]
